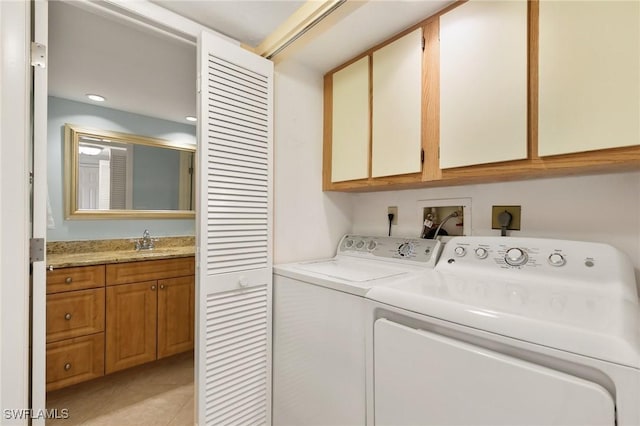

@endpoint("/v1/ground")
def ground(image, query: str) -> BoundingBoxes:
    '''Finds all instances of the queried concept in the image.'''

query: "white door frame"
[0,1,33,424]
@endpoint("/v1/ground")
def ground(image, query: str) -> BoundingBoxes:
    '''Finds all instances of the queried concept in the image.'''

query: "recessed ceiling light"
[185,116,197,122]
[86,94,106,102]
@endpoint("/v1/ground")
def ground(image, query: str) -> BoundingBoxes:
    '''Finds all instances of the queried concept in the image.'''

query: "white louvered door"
[196,31,273,426]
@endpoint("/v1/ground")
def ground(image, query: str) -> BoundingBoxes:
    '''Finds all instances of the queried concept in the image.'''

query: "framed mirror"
[64,124,196,219]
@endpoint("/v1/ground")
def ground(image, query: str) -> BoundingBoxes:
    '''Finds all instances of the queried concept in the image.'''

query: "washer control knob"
[548,253,566,267]
[474,247,488,259]
[454,246,466,257]
[367,240,377,251]
[505,248,528,266]
[398,242,414,257]
[344,239,354,249]
[355,240,365,249]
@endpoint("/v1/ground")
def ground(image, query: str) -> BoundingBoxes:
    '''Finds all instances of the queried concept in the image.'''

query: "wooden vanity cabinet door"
[157,276,195,359]
[105,281,157,373]
[46,288,105,343]
[46,333,104,392]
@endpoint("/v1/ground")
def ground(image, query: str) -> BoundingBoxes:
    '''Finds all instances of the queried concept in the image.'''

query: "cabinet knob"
[64,363,71,371]
[64,313,72,321]
[65,277,72,284]
[151,285,157,291]
[160,284,165,290]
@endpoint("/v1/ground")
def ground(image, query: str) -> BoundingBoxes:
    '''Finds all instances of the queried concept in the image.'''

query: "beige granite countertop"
[47,236,195,269]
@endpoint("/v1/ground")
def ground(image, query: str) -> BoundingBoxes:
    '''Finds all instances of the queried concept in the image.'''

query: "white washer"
[273,234,442,426]
[366,236,640,426]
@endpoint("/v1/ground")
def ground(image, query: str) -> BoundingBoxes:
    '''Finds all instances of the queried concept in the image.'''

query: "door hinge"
[421,37,425,51]
[29,171,34,184]
[196,74,201,94]
[30,238,45,263]
[31,42,47,68]
[421,149,425,164]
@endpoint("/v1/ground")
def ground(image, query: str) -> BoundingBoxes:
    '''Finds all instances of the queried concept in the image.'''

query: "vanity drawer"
[106,257,195,285]
[46,288,105,343]
[46,333,105,392]
[47,265,105,294]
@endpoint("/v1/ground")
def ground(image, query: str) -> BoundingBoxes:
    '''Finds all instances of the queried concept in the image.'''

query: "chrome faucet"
[135,229,155,250]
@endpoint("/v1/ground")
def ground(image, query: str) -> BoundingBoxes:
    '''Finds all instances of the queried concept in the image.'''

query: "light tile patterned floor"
[46,352,194,426]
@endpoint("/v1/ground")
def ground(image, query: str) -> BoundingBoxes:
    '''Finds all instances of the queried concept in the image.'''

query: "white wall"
[351,171,640,278]
[273,59,352,264]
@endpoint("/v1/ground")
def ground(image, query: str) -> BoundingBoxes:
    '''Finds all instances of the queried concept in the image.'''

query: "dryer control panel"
[438,236,637,301]
[338,235,442,268]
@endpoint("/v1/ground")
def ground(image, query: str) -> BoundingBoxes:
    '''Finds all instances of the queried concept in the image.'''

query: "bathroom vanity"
[45,237,195,391]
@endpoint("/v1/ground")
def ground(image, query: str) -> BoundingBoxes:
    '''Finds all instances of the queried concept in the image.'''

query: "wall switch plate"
[387,206,398,224]
[491,205,521,230]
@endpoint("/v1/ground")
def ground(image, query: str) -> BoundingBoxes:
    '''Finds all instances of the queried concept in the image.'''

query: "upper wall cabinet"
[323,1,640,192]
[439,0,528,169]
[371,28,423,178]
[538,1,640,157]
[331,57,370,183]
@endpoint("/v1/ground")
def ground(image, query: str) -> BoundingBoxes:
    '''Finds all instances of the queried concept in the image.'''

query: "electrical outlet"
[491,205,521,230]
[387,206,398,225]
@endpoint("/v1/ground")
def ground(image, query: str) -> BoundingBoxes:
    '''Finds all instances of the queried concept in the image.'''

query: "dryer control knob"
[344,239,354,249]
[355,240,365,249]
[367,240,377,251]
[454,246,466,257]
[505,248,528,266]
[398,242,414,257]
[548,253,566,267]
[474,247,488,259]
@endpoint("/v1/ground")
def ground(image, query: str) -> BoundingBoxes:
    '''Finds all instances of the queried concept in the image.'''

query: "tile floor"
[46,351,194,425]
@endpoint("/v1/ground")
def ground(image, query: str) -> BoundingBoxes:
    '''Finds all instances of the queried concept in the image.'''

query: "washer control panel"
[437,236,637,300]
[338,235,442,267]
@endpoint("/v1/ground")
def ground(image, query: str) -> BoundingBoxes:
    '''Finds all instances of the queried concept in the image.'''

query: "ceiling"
[48,0,452,125]
[149,1,306,48]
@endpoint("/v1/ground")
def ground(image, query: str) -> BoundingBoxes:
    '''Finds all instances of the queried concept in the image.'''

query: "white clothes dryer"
[273,235,442,426]
[366,236,640,426]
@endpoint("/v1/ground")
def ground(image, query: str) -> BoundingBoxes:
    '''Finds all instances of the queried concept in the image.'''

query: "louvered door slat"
[209,130,267,150]
[210,62,268,94]
[198,31,273,426]
[210,143,268,160]
[211,99,268,123]
[209,152,267,168]
[208,86,267,113]
[210,68,268,98]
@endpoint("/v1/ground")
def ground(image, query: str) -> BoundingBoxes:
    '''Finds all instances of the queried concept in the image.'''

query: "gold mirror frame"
[64,124,196,219]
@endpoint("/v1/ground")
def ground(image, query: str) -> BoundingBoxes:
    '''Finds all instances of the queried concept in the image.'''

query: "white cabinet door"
[331,57,369,183]
[538,1,640,157]
[197,30,273,426]
[372,28,422,178]
[439,0,528,169]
